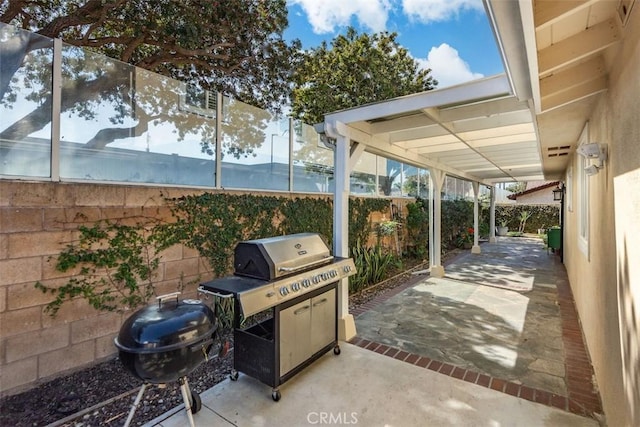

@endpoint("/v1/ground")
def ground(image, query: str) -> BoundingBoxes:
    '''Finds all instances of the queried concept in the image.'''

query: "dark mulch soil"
[0,255,450,427]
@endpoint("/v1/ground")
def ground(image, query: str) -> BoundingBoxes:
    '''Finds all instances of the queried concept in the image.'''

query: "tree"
[506,182,527,193]
[1,0,298,111]
[0,0,300,156]
[291,27,437,126]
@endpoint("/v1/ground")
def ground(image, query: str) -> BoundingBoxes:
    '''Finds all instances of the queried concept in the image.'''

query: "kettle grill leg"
[179,377,197,427]
[123,383,147,427]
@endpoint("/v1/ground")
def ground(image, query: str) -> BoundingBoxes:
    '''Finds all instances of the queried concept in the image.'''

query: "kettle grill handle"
[156,291,181,307]
[278,255,334,272]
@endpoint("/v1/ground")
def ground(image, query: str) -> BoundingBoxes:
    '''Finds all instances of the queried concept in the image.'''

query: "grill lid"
[234,233,331,281]
[115,296,216,354]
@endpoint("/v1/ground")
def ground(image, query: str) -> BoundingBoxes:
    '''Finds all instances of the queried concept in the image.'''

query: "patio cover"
[323,0,623,342]
[318,73,544,341]
[318,74,543,186]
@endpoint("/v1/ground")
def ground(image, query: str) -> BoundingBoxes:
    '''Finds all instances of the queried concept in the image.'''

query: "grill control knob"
[343,265,352,273]
[292,282,300,292]
[321,272,329,280]
[279,286,289,296]
[302,279,311,288]
[312,275,321,284]
[330,269,338,278]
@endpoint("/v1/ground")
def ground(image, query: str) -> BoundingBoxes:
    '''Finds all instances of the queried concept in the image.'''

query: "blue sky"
[284,0,504,88]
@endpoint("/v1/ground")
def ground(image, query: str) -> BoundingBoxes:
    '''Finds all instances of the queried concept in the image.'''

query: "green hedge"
[168,193,389,276]
[496,204,560,232]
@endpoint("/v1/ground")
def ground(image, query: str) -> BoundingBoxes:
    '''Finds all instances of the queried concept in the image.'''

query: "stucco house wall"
[562,9,640,426]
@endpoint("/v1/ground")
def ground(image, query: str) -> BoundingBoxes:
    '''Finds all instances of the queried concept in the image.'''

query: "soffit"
[521,0,628,179]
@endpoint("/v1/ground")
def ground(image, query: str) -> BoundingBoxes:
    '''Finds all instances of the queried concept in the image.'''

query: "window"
[576,124,589,259]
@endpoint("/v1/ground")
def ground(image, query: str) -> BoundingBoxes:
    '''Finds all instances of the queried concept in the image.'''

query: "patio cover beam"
[326,120,494,186]
[323,74,512,126]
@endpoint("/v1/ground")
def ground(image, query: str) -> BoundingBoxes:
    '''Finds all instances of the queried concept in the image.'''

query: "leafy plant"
[349,197,390,247]
[34,193,392,316]
[518,210,533,233]
[376,220,399,237]
[349,242,396,293]
[456,227,474,247]
[35,219,181,315]
[405,198,429,258]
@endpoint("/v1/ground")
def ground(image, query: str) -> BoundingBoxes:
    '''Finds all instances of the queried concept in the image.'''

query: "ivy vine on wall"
[35,192,393,316]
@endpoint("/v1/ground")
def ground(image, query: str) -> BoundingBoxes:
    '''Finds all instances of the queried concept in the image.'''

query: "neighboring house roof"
[507,181,559,200]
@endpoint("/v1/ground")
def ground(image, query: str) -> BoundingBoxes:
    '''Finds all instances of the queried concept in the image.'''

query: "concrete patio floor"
[145,343,596,427]
[356,237,567,395]
[146,237,603,426]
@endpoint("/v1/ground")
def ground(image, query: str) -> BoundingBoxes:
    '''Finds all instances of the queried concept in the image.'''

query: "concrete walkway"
[146,237,602,426]
[353,237,602,421]
[356,237,566,394]
[146,343,596,427]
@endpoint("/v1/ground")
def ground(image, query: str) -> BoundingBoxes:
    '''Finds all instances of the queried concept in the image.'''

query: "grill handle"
[197,287,234,299]
[156,291,181,307]
[278,255,333,273]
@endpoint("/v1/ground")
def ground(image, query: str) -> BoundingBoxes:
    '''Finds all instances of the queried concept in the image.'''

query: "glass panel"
[0,24,53,177]
[464,180,473,200]
[443,176,455,199]
[378,157,402,196]
[58,46,216,185]
[292,121,334,193]
[405,167,429,198]
[350,151,377,195]
[220,96,289,191]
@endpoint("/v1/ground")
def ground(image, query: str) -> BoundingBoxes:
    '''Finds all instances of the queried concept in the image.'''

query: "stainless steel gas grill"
[198,233,356,401]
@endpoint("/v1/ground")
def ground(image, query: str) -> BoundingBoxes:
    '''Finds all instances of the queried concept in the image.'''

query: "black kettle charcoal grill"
[199,233,356,401]
[114,292,220,427]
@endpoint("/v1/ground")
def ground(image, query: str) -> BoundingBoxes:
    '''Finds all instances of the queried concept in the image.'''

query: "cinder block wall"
[0,181,402,396]
[0,181,223,396]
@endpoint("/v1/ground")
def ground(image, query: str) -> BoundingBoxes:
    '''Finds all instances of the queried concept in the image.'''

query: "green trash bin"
[547,227,561,252]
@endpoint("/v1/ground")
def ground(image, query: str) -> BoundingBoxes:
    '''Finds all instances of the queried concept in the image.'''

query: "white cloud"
[417,43,484,88]
[402,0,483,23]
[289,0,392,33]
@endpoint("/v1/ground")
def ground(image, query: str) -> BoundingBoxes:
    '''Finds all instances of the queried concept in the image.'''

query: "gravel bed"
[0,257,440,427]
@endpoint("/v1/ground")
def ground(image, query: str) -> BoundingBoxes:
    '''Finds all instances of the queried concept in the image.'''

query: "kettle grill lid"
[115,299,216,354]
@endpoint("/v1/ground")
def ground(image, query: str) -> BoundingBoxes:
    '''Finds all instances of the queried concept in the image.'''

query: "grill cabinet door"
[279,299,312,376]
[310,288,336,355]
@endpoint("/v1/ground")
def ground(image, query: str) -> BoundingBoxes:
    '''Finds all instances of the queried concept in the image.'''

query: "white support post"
[472,182,481,254]
[428,173,434,267]
[215,92,223,188]
[489,186,497,243]
[51,38,62,181]
[428,168,446,278]
[288,117,294,191]
[330,123,356,341]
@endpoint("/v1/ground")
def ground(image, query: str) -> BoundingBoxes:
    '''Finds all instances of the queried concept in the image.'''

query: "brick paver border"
[350,253,603,420]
